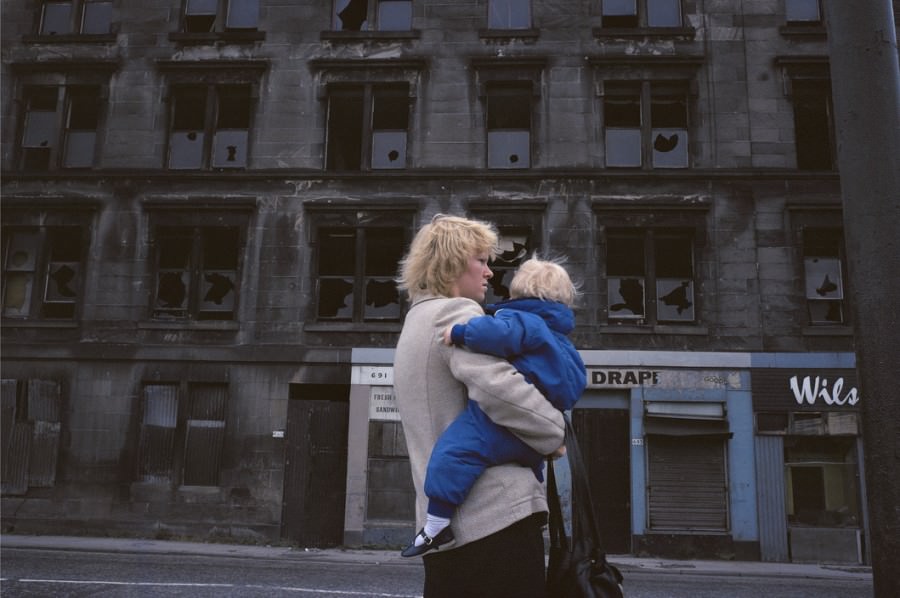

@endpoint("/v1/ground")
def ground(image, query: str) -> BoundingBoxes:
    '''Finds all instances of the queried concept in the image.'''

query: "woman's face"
[450,252,493,302]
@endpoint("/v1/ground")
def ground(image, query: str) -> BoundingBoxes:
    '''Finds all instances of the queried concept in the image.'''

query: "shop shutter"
[26,379,61,487]
[647,435,728,530]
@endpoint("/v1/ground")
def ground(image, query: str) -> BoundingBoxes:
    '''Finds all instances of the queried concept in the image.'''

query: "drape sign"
[369,387,400,421]
[789,374,860,407]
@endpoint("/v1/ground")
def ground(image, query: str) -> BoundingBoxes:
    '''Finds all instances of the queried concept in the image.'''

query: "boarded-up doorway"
[572,407,631,554]
[281,384,349,547]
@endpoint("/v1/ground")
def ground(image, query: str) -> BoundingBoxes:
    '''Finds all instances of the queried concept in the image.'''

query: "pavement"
[0,533,872,582]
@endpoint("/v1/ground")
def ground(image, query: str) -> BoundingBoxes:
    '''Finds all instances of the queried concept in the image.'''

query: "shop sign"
[369,387,401,421]
[790,375,860,407]
[588,369,660,388]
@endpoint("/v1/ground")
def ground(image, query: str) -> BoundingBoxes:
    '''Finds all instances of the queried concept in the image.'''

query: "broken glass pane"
[488,0,530,29]
[81,1,112,34]
[226,0,258,29]
[377,0,411,31]
[318,278,355,318]
[488,130,530,169]
[804,257,843,299]
[657,279,694,321]
[651,128,687,168]
[212,130,248,168]
[43,228,82,304]
[486,230,530,302]
[371,131,406,169]
[199,270,236,315]
[364,279,400,319]
[185,0,217,32]
[335,0,368,31]
[647,0,682,27]
[40,2,73,35]
[608,277,645,317]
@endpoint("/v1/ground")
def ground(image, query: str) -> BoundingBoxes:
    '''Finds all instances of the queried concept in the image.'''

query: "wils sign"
[751,369,860,411]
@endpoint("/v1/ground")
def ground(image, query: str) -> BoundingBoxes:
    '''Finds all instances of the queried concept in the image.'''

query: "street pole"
[822,1,900,596]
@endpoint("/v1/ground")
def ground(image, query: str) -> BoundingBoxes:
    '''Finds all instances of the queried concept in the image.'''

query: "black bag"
[546,416,624,598]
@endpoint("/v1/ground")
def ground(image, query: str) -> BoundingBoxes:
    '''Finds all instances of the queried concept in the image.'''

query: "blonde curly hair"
[397,214,499,300]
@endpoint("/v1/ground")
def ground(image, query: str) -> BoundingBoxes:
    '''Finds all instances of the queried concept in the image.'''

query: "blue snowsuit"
[423,297,587,518]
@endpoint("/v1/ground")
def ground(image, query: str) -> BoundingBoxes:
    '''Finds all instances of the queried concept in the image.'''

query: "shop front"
[752,368,868,564]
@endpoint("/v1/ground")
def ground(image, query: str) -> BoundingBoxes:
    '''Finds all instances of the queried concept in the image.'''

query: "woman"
[394,214,566,598]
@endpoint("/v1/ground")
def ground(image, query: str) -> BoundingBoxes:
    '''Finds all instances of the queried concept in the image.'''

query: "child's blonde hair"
[397,214,499,300]
[509,255,579,307]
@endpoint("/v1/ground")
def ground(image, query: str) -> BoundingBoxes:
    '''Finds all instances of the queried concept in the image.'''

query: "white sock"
[416,514,451,546]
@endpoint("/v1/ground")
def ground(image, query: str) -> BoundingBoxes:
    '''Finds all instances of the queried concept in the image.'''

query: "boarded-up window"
[1,379,62,495]
[366,421,414,520]
[138,384,179,482]
[182,383,227,486]
[647,435,729,530]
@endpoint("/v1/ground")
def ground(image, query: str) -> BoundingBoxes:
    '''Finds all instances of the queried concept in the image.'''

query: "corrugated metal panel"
[28,420,61,487]
[1,421,32,495]
[1,380,18,475]
[648,435,728,530]
[182,420,225,486]
[27,380,60,422]
[189,384,227,420]
[756,436,789,562]
[139,385,178,481]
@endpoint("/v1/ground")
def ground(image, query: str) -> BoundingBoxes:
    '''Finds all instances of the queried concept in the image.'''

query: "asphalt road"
[0,547,874,598]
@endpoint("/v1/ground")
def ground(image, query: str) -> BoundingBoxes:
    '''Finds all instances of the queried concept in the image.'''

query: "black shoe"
[400,526,455,557]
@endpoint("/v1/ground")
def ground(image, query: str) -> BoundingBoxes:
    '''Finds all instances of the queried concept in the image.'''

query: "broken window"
[488,0,531,29]
[785,0,821,24]
[785,437,860,528]
[19,85,102,170]
[803,228,845,324]
[326,84,410,171]
[38,0,112,35]
[152,226,240,321]
[168,85,252,170]
[333,0,412,32]
[606,229,696,324]
[601,0,682,28]
[2,226,84,320]
[487,83,532,169]
[138,382,227,486]
[792,80,834,170]
[316,226,404,322]
[604,81,689,169]
[0,379,63,495]
[486,228,533,303]
[183,0,259,33]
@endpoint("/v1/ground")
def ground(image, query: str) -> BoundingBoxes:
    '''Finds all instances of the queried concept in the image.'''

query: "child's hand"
[549,444,567,460]
[442,326,454,345]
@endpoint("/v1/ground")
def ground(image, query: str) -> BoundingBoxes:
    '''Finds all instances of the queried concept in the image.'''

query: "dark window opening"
[152,226,240,321]
[604,83,642,167]
[651,92,688,168]
[168,85,252,170]
[183,0,258,33]
[316,226,404,323]
[601,0,682,28]
[486,227,533,304]
[487,83,532,169]
[606,229,696,324]
[38,0,112,35]
[2,226,84,320]
[63,87,100,169]
[21,87,59,170]
[793,80,834,170]
[785,436,860,527]
[333,0,412,32]
[326,84,409,172]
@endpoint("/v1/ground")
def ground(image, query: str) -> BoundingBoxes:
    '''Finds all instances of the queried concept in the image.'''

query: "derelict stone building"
[3,0,892,563]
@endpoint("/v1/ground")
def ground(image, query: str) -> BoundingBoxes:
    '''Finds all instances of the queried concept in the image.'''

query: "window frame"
[602,80,691,169]
[36,0,114,37]
[331,0,414,32]
[596,205,707,329]
[2,222,89,322]
[180,0,260,33]
[324,82,411,172]
[791,79,835,171]
[598,0,688,31]
[137,380,229,488]
[305,206,414,330]
[487,0,532,30]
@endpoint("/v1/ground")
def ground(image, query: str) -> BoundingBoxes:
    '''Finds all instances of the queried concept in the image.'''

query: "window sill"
[304,321,403,333]
[779,25,827,38]
[593,26,697,40]
[801,325,853,336]
[478,28,540,41]
[138,320,240,331]
[22,33,117,44]
[602,322,709,335]
[0,319,79,329]
[320,30,421,42]
[169,31,266,44]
